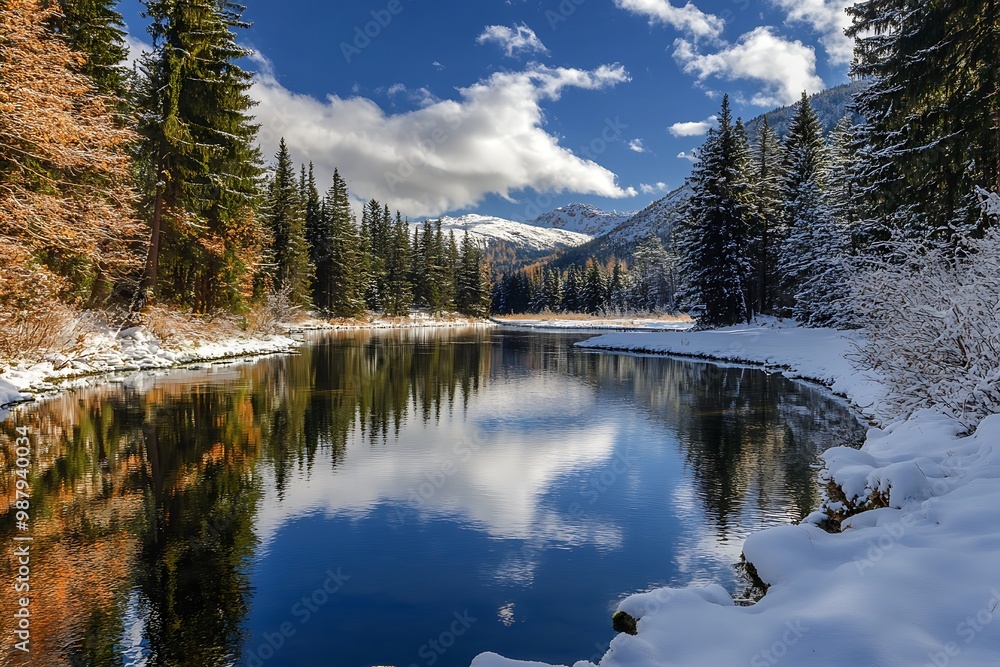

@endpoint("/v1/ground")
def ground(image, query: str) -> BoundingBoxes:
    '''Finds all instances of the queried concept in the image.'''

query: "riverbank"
[0,311,490,407]
[473,321,1000,667]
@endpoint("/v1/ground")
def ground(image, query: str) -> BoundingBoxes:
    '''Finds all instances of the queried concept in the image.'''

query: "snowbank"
[576,319,882,413]
[472,322,1000,667]
[0,325,299,399]
[492,317,694,332]
[0,377,30,422]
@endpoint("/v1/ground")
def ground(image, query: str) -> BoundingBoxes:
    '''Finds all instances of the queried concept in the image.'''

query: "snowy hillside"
[417,214,593,252]
[527,203,634,237]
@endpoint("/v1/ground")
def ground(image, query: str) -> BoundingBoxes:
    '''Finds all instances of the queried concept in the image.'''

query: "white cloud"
[674,27,825,107]
[677,150,698,162]
[476,23,549,58]
[640,181,669,194]
[122,34,151,71]
[769,0,857,66]
[614,0,724,40]
[668,115,716,136]
[432,61,445,70]
[628,138,648,153]
[252,61,636,217]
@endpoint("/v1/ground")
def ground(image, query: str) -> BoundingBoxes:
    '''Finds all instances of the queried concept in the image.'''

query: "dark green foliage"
[56,0,130,101]
[322,169,365,317]
[138,0,264,313]
[677,95,755,326]
[848,0,1000,241]
[263,139,311,305]
[455,232,491,318]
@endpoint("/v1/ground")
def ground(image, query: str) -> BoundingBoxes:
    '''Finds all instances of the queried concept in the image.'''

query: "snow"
[0,377,30,422]
[472,320,1000,667]
[0,324,300,399]
[492,317,694,332]
[527,203,634,238]
[416,213,593,252]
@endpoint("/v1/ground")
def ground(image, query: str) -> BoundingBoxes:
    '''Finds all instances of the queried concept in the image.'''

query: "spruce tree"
[55,0,130,102]
[778,92,829,316]
[302,163,329,308]
[263,139,311,305]
[750,116,783,315]
[138,0,264,312]
[677,95,755,326]
[455,232,491,318]
[581,260,606,315]
[323,169,364,317]
[847,0,1000,241]
[561,265,582,313]
[383,212,413,316]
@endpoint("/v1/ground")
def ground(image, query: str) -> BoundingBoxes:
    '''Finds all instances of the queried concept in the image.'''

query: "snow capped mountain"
[527,203,634,237]
[416,213,592,252]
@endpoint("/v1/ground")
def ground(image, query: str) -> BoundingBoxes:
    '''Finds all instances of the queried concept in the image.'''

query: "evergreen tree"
[778,92,829,315]
[361,199,382,310]
[383,212,413,316]
[55,0,130,102]
[323,169,364,317]
[561,265,582,313]
[138,0,264,312]
[847,0,1000,241]
[750,116,784,314]
[455,232,491,318]
[608,261,627,313]
[263,139,311,305]
[632,233,674,312]
[677,95,755,326]
[410,223,430,307]
[581,260,606,315]
[302,163,332,309]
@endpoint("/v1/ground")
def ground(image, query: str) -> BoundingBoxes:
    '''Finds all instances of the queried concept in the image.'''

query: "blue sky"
[119,0,856,220]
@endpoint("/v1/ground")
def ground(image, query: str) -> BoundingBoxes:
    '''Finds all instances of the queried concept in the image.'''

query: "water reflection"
[0,329,863,667]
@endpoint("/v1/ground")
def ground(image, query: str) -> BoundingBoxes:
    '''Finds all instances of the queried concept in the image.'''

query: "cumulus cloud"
[628,138,648,153]
[476,23,549,58]
[614,0,724,40]
[668,115,716,136]
[252,61,636,217]
[769,0,857,66]
[674,27,825,106]
[640,181,669,194]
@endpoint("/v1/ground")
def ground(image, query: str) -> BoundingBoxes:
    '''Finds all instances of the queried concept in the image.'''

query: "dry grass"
[0,303,97,364]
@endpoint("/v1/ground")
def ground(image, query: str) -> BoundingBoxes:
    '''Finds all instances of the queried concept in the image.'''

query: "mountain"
[547,185,692,269]
[527,203,634,237]
[414,213,592,253]
[744,80,867,140]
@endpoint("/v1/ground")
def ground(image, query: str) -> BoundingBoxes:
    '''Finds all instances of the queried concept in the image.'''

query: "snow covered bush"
[853,220,1000,430]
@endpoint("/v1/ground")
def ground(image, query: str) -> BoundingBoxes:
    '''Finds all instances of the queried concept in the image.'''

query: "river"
[0,328,865,667]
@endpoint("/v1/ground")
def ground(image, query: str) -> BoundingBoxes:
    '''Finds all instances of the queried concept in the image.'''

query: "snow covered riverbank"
[491,316,694,333]
[473,322,1000,667]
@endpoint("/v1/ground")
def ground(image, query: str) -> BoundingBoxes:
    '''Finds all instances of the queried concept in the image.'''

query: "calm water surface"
[0,329,864,667]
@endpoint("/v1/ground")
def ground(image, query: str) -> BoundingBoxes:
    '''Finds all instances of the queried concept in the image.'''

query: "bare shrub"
[852,227,1000,431]
[0,302,91,363]
[243,288,299,335]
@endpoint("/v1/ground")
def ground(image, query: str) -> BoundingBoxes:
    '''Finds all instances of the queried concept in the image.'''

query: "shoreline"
[473,322,1000,667]
[0,316,493,415]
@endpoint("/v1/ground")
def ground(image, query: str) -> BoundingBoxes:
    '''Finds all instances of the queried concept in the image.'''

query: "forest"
[0,0,490,363]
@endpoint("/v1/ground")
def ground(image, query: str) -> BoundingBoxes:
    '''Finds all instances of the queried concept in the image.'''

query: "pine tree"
[138,0,264,313]
[323,169,364,317]
[263,139,311,305]
[608,261,627,313]
[847,0,1000,241]
[778,92,828,314]
[0,0,142,314]
[55,0,130,102]
[750,116,784,315]
[677,95,755,326]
